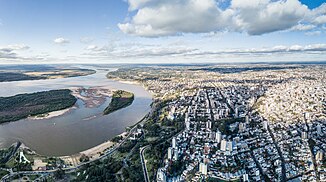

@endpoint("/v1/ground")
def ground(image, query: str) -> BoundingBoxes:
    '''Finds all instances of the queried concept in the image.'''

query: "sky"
[0,0,326,64]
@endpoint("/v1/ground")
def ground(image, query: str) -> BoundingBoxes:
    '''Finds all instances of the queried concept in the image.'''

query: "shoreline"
[29,106,76,120]
[0,76,153,170]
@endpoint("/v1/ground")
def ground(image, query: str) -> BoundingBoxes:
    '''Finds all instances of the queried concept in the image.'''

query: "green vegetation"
[0,72,41,82]
[72,157,123,182]
[0,89,77,123]
[0,146,15,166]
[0,67,96,82]
[103,90,134,115]
[2,149,33,172]
[0,170,9,179]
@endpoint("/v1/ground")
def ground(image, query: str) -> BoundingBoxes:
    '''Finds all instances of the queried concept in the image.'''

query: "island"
[0,89,77,123]
[103,90,134,115]
[0,65,96,82]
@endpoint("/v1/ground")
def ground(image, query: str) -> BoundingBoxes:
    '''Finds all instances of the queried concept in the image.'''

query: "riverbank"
[0,68,152,162]
[29,107,76,120]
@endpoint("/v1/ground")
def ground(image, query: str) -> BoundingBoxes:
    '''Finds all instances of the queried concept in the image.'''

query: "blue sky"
[0,0,326,64]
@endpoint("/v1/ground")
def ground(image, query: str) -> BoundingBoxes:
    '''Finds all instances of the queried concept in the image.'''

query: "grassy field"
[103,90,134,115]
[0,89,77,123]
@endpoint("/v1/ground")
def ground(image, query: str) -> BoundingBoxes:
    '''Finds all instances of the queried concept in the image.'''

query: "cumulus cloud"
[54,37,70,44]
[119,0,325,37]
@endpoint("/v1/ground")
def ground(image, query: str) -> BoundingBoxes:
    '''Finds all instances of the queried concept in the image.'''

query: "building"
[302,131,308,140]
[173,149,178,161]
[316,150,323,162]
[157,168,167,182]
[263,120,268,130]
[227,141,233,152]
[168,147,173,160]
[172,137,177,149]
[243,174,249,182]
[221,139,227,151]
[215,131,221,143]
[317,124,322,135]
[199,163,208,175]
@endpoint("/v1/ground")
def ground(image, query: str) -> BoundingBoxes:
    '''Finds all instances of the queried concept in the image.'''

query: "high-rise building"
[168,147,173,160]
[243,174,249,182]
[220,139,227,151]
[234,107,239,118]
[185,121,190,130]
[245,115,249,123]
[227,141,233,152]
[173,149,178,161]
[206,121,212,129]
[199,163,208,175]
[215,131,221,143]
[316,150,323,161]
[263,120,268,130]
[172,137,177,149]
[317,124,322,135]
[304,112,310,121]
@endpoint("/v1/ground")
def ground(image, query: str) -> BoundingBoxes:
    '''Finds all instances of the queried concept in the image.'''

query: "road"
[140,146,150,182]
[1,112,152,182]
[267,125,286,182]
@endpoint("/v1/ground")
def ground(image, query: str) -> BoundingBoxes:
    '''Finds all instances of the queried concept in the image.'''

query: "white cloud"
[305,30,322,36]
[290,24,316,31]
[85,45,107,52]
[0,44,30,60]
[54,37,70,44]
[119,0,231,37]
[232,0,309,35]
[5,44,30,50]
[313,15,326,24]
[119,0,324,37]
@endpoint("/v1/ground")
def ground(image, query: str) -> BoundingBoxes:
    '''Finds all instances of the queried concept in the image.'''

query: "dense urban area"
[0,64,325,182]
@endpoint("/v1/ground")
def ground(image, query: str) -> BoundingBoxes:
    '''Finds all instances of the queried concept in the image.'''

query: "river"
[0,67,152,156]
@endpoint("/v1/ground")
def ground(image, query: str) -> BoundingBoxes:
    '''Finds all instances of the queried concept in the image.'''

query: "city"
[1,0,326,181]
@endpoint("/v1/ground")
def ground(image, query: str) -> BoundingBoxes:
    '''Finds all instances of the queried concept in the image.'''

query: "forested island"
[0,89,77,123]
[103,90,134,115]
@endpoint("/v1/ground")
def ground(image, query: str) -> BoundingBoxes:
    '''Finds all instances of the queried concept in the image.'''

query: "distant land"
[0,65,95,82]
[103,90,134,115]
[0,89,77,123]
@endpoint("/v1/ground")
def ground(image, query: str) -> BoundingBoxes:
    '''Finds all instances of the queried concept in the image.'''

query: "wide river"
[0,67,152,156]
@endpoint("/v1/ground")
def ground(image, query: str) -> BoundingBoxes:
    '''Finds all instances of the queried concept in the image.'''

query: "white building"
[263,120,268,130]
[316,150,323,162]
[215,131,221,143]
[221,139,227,151]
[168,147,173,160]
[157,168,167,182]
[173,149,178,161]
[199,163,208,175]
[172,137,177,149]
